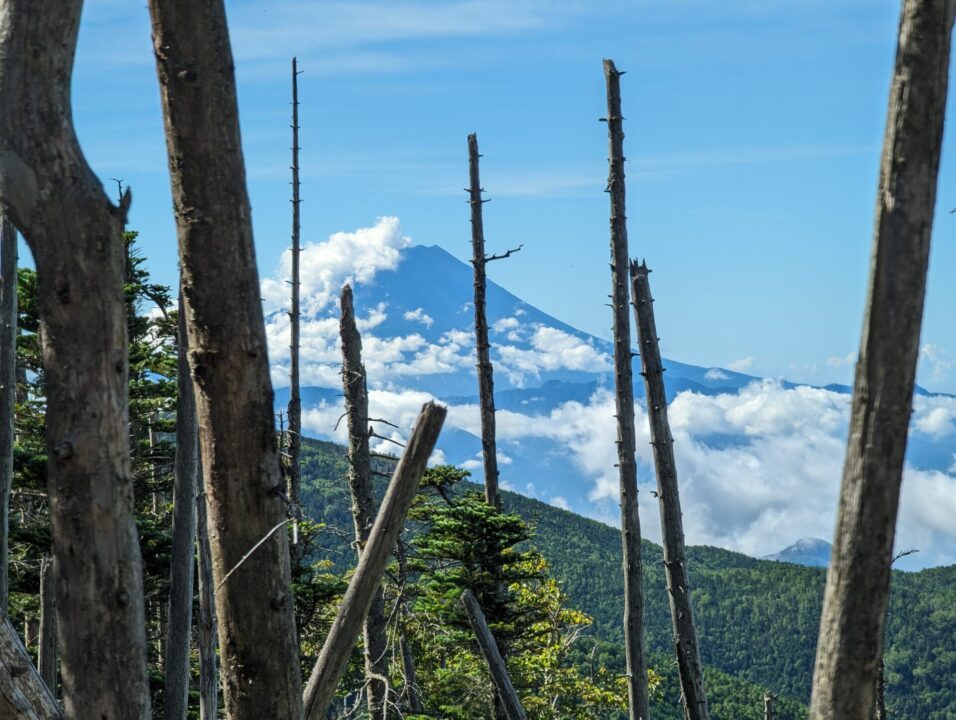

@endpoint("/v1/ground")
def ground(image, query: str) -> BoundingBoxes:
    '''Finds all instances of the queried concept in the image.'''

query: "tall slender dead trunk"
[147,3,302,718]
[196,473,219,720]
[0,618,61,720]
[763,692,775,720]
[163,294,198,720]
[467,134,502,511]
[340,284,390,720]
[287,56,303,561]
[809,4,954,720]
[0,215,15,613]
[630,261,709,720]
[37,556,57,696]
[0,4,151,717]
[303,402,446,720]
[603,58,650,720]
[400,634,423,714]
[461,590,528,720]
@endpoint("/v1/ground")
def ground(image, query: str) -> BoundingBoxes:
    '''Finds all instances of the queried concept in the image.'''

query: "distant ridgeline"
[300,436,956,719]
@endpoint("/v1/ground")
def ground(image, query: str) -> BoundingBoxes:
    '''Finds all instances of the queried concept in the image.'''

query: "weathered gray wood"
[630,261,709,720]
[467,134,502,511]
[0,4,151,717]
[146,3,303,718]
[340,284,390,720]
[808,4,954,720]
[0,215,15,614]
[195,476,218,720]
[37,556,57,696]
[603,58,651,720]
[764,692,775,720]
[461,590,527,720]
[303,402,446,720]
[163,294,197,720]
[0,618,61,719]
[287,55,303,563]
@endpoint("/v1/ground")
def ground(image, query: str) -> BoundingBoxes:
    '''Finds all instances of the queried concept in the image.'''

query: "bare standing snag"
[809,3,955,719]
[0,3,151,716]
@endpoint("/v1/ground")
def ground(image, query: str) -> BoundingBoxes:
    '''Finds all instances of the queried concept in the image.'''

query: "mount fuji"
[264,218,956,569]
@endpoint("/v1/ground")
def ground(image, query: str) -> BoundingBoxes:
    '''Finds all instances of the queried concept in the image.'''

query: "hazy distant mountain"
[764,538,832,568]
[269,237,956,569]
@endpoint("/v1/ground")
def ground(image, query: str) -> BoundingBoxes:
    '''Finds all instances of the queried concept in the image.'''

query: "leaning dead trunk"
[37,556,57,696]
[340,284,390,720]
[461,590,528,720]
[163,294,198,720]
[603,58,651,720]
[467,133,502,511]
[287,56,303,561]
[303,402,446,720]
[630,261,710,720]
[0,4,150,717]
[809,4,954,720]
[0,618,61,720]
[0,215,15,612]
[147,3,302,718]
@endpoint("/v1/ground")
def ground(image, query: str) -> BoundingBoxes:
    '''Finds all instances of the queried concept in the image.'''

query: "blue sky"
[67,0,955,392]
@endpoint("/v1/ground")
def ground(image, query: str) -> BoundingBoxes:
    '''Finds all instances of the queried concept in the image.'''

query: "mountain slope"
[271,238,956,569]
[299,437,956,718]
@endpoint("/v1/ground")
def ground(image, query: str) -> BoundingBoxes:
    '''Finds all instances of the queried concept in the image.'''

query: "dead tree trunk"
[0,215,15,613]
[630,261,709,720]
[147,3,302,718]
[808,4,954,720]
[0,4,151,717]
[196,472,219,720]
[763,692,775,720]
[303,402,446,720]
[461,590,527,720]
[400,634,423,714]
[340,284,390,720]
[37,556,57,696]
[467,133,502,511]
[0,618,61,719]
[163,294,198,720]
[287,56,303,562]
[603,58,651,720]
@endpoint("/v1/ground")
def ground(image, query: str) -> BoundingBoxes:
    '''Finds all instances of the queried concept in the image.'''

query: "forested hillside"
[301,437,956,719]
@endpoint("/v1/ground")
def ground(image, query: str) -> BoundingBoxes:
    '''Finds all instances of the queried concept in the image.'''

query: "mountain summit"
[265,228,956,569]
[764,538,832,568]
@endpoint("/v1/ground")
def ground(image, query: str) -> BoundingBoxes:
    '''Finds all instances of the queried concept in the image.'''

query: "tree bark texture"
[630,261,710,720]
[196,473,219,720]
[287,56,303,556]
[0,214,15,613]
[340,284,390,720]
[0,618,61,720]
[163,295,198,720]
[147,3,302,718]
[809,4,954,720]
[0,4,151,717]
[467,134,502,511]
[38,556,57,696]
[303,402,447,720]
[461,590,527,720]
[603,58,651,720]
